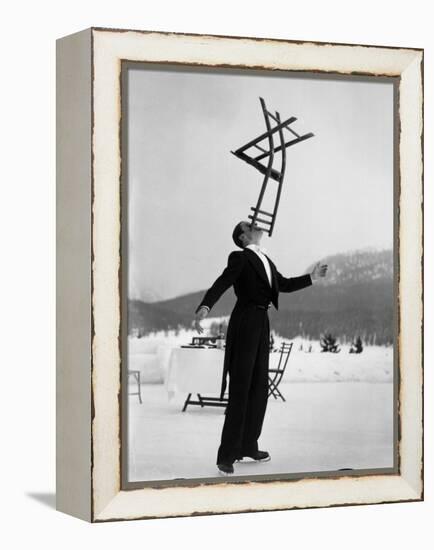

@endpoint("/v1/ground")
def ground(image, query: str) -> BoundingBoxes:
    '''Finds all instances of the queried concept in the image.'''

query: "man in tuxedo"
[194,221,327,476]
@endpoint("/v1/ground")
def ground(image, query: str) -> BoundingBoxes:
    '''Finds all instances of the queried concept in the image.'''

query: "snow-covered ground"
[128,322,394,383]
[127,321,395,482]
[127,381,395,482]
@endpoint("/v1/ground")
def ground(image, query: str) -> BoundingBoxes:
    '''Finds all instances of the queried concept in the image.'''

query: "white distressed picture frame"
[56,27,423,522]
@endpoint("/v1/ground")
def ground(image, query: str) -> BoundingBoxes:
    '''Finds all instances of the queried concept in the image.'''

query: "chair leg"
[269,386,279,399]
[182,393,192,412]
[274,386,285,402]
[136,372,142,404]
[268,377,279,399]
[268,378,285,401]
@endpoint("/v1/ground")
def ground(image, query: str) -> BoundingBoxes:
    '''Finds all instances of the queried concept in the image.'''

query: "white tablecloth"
[166,348,225,398]
[165,348,282,399]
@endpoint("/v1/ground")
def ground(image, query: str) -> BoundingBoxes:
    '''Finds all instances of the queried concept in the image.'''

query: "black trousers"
[217,307,270,464]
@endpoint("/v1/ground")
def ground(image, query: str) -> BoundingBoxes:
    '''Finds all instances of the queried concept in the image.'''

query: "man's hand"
[194,306,209,334]
[311,261,328,281]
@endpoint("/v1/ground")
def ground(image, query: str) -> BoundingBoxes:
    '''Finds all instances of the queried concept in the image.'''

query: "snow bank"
[128,320,393,384]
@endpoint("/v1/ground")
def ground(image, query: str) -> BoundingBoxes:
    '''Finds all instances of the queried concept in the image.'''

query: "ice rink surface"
[128,380,394,482]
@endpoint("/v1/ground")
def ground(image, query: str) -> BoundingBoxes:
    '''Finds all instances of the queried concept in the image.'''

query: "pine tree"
[349,336,363,354]
[320,333,341,353]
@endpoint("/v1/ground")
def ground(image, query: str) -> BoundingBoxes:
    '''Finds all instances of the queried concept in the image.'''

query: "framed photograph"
[56,27,423,522]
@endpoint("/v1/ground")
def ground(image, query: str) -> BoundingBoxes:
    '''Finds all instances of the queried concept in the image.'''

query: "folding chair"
[268,342,293,402]
[182,393,228,412]
[232,97,314,236]
[128,369,142,404]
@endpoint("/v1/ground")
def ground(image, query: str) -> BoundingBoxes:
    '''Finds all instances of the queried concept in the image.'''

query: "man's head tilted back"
[232,221,264,249]
[232,222,246,249]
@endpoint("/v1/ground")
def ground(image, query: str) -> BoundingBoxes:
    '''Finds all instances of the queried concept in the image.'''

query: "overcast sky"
[126,65,394,302]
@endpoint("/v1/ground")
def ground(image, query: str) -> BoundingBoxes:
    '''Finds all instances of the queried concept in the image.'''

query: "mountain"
[128,300,187,334]
[129,248,394,344]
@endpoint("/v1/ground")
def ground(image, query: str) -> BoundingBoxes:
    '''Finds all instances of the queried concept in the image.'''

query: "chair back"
[276,341,293,373]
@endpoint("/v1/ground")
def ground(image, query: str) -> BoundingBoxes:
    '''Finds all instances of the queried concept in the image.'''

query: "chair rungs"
[253,143,268,153]
[248,215,272,225]
[250,207,273,217]
[285,125,300,138]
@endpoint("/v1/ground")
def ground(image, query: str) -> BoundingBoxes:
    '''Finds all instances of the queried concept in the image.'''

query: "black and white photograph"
[4,0,427,538]
[122,62,397,485]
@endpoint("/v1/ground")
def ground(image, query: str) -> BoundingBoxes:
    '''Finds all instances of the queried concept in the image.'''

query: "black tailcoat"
[196,247,312,463]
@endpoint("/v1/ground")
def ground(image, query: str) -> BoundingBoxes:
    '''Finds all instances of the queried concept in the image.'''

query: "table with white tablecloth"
[165,347,283,409]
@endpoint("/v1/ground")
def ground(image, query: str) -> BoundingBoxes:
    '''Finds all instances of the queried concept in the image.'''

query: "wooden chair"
[232,97,314,236]
[268,342,293,402]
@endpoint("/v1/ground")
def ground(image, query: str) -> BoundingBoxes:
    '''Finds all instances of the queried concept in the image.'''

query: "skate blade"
[217,469,234,476]
[235,456,271,463]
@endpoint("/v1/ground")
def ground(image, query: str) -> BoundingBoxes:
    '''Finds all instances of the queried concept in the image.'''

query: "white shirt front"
[246,244,272,286]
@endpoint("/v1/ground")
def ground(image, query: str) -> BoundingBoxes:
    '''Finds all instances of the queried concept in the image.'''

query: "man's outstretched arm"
[275,261,328,293]
[194,251,245,334]
[276,271,313,293]
[195,251,246,313]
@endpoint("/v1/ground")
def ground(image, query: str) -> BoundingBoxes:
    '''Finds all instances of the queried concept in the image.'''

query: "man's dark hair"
[232,222,245,249]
